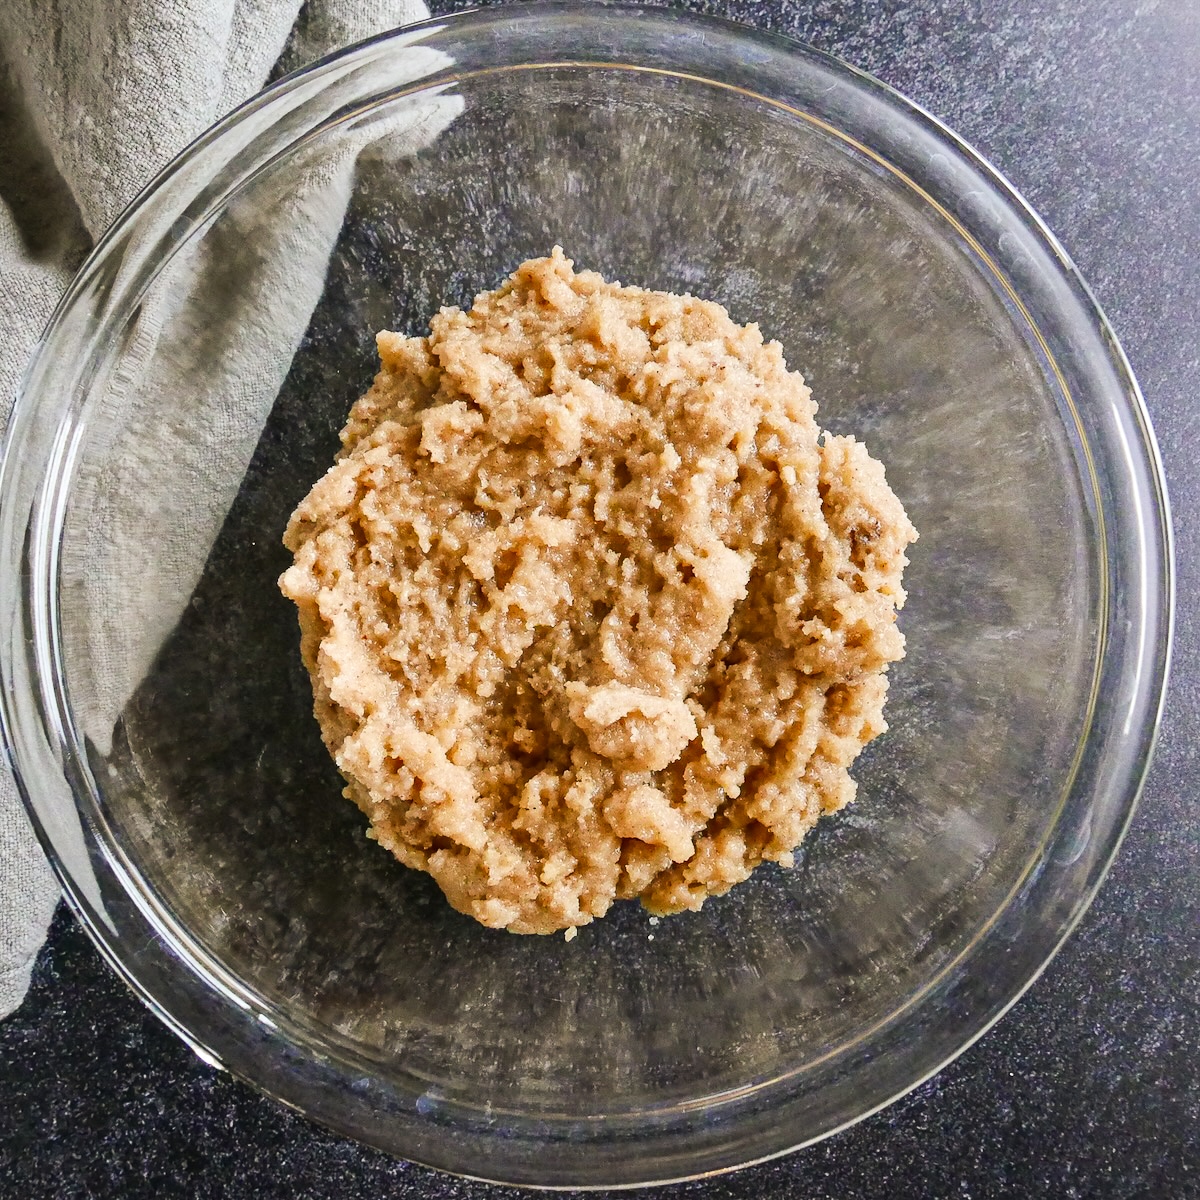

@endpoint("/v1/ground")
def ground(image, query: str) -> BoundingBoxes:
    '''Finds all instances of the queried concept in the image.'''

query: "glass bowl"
[0,3,1172,1189]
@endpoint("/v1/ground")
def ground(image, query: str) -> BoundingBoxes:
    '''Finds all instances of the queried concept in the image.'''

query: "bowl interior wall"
[60,68,1098,1113]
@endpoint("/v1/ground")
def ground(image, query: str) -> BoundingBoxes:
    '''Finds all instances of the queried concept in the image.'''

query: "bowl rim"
[0,1,1174,1188]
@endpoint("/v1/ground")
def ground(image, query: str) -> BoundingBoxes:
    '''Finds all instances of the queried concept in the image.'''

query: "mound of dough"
[280,249,917,934]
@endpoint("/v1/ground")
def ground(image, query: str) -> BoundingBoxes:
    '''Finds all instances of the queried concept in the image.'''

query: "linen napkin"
[0,0,433,1020]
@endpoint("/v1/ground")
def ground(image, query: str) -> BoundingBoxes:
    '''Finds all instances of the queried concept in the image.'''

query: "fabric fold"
[0,0,433,1020]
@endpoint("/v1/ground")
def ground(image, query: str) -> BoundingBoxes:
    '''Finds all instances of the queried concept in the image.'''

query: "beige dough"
[280,249,917,934]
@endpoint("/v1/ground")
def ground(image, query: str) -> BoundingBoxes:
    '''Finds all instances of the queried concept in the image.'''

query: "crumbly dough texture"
[280,250,916,934]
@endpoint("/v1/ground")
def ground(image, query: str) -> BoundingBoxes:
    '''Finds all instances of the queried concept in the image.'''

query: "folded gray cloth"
[0,0,431,1020]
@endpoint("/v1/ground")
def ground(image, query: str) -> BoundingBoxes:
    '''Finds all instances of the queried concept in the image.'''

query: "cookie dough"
[280,249,917,934]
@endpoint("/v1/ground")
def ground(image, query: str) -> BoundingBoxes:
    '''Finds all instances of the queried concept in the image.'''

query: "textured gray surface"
[1,0,1197,1195]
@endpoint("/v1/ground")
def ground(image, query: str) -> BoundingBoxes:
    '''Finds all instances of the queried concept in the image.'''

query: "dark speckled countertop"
[2,1,1197,1196]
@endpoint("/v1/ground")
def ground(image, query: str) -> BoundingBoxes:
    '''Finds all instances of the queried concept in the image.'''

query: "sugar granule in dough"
[280,249,917,934]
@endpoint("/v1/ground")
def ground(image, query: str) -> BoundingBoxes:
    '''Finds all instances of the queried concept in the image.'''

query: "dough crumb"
[281,249,917,935]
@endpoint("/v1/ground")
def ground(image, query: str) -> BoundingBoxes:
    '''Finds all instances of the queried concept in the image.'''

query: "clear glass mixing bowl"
[0,4,1172,1188]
